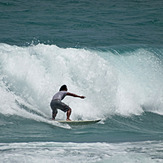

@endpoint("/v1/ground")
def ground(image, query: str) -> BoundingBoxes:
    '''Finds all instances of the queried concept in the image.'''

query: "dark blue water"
[0,0,163,162]
[0,0,163,47]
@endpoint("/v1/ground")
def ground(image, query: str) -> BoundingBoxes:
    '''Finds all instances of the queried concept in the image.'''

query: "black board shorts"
[50,100,70,114]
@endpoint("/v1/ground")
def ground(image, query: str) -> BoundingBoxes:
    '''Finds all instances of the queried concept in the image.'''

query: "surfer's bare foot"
[66,119,71,121]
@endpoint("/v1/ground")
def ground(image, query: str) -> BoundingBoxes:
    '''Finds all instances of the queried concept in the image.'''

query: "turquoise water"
[0,0,163,162]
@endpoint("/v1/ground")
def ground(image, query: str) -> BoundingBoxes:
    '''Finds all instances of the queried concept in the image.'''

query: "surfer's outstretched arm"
[67,92,85,99]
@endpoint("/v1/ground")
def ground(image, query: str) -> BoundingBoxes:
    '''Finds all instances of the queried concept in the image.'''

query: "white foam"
[0,43,163,121]
[0,141,162,163]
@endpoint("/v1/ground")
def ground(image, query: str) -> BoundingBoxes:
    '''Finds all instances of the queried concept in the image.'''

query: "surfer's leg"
[52,110,58,120]
[57,101,71,121]
[66,108,72,121]
[50,100,58,120]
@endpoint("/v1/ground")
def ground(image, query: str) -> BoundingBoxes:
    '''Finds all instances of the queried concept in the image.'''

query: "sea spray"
[0,43,163,122]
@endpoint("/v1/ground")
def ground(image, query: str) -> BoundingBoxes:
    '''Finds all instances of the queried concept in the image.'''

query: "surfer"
[50,85,85,121]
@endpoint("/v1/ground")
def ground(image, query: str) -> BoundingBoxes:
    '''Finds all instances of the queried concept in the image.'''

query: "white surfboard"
[56,119,101,125]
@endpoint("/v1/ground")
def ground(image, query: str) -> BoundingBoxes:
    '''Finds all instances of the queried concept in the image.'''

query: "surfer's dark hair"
[59,85,67,91]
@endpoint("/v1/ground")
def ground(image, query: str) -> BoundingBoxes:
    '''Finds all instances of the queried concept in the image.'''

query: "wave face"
[0,43,163,121]
[0,43,163,162]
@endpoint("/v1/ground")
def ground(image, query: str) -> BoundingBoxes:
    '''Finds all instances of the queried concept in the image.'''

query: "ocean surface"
[0,0,163,162]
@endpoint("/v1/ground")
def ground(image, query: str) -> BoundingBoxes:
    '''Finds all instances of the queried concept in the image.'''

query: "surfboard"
[56,119,101,125]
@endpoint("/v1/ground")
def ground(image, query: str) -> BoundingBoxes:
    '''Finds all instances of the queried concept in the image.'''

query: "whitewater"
[0,43,163,162]
[0,43,163,118]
